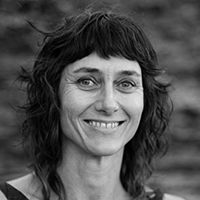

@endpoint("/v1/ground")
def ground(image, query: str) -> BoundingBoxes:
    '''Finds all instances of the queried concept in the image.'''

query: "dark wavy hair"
[19,7,172,200]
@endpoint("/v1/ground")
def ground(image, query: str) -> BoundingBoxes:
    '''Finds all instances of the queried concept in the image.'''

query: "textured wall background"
[0,0,200,200]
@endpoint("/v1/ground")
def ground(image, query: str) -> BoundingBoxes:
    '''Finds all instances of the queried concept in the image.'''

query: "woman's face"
[59,53,144,156]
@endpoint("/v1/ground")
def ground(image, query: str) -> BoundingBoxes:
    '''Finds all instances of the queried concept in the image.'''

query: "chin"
[86,144,124,157]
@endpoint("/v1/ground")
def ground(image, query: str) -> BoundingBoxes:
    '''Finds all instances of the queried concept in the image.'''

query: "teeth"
[101,123,106,128]
[92,121,96,126]
[107,123,112,128]
[86,121,120,128]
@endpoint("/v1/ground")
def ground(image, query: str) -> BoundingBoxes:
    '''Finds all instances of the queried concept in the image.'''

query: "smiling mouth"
[84,120,125,129]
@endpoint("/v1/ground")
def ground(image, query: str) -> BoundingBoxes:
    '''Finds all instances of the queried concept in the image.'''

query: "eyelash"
[117,80,137,92]
[77,77,98,88]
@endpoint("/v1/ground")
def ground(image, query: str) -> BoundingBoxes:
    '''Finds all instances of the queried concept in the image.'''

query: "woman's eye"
[80,79,94,86]
[77,78,98,90]
[118,80,136,91]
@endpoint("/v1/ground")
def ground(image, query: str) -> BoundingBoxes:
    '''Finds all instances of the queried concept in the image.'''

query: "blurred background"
[0,0,200,199]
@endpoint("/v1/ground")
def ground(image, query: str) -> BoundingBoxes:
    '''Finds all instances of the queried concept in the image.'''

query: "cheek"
[60,87,94,118]
[124,94,144,141]
[60,88,77,115]
[121,92,144,117]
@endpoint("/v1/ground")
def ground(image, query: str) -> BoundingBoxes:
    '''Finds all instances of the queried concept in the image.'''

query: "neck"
[57,140,129,200]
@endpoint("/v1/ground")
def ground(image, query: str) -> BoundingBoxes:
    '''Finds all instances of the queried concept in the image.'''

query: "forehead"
[64,53,142,75]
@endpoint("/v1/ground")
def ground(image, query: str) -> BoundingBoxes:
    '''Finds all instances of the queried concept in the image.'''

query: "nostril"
[94,99,119,115]
[102,100,119,114]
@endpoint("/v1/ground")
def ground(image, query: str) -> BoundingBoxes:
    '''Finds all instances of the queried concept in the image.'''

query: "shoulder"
[0,191,7,200]
[6,173,42,200]
[145,186,185,200]
[163,193,186,200]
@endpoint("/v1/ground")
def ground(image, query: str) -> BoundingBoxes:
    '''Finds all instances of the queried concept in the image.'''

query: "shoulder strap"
[146,189,164,200]
[0,182,28,200]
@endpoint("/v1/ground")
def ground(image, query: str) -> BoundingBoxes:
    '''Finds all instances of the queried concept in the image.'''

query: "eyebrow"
[73,67,141,77]
[119,70,141,77]
[73,67,101,74]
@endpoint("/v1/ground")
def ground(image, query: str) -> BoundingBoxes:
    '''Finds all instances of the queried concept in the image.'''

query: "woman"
[0,7,184,200]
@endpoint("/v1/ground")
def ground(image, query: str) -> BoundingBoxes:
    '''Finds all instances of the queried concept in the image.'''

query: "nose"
[94,86,119,115]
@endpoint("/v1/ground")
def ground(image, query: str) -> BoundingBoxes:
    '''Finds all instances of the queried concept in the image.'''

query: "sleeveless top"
[0,182,163,200]
[0,182,28,200]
